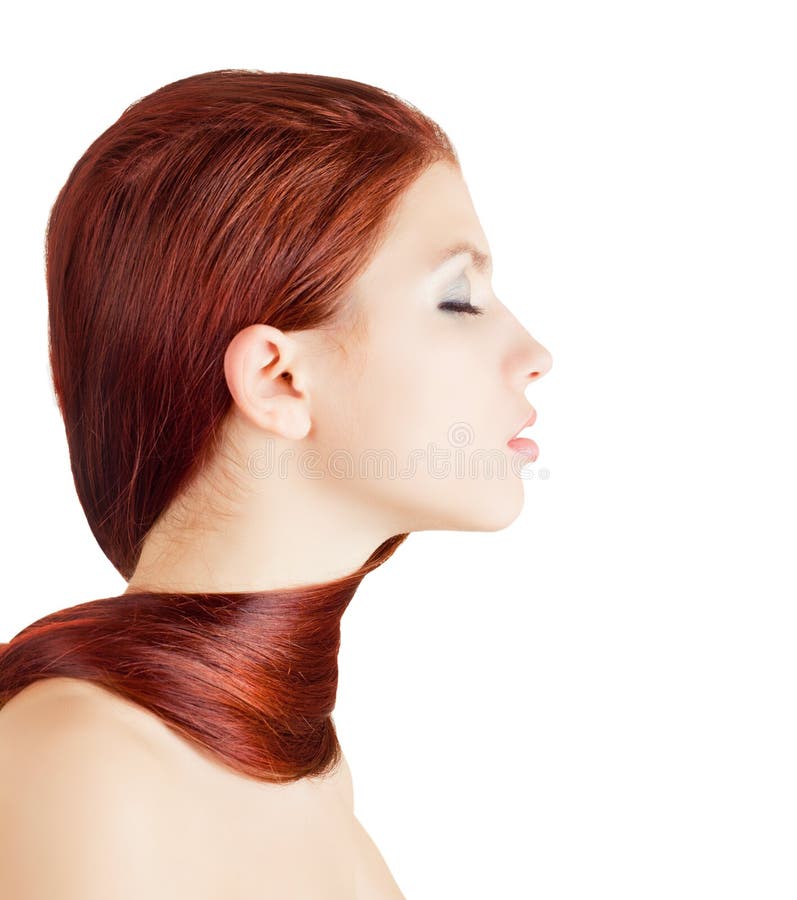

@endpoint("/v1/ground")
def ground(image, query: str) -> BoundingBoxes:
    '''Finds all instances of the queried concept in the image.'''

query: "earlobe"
[260,395,312,441]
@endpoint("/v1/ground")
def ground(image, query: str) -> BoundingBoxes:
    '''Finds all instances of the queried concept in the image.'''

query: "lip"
[507,407,537,442]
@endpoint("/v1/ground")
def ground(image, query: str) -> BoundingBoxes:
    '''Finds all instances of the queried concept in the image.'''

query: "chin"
[392,473,527,534]
[437,478,526,533]
[477,487,526,532]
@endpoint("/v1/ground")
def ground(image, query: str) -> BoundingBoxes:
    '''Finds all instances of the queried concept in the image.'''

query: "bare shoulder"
[0,676,177,757]
[0,677,195,898]
[0,676,174,777]
[0,678,363,898]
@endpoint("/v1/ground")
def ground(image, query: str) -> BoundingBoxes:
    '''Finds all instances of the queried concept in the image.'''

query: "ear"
[223,323,312,441]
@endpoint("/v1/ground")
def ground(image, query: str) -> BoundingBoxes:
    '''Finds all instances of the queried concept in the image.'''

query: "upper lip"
[508,407,537,442]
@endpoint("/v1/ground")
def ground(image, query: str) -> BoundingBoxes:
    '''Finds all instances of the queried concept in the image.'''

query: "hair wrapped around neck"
[0,532,408,784]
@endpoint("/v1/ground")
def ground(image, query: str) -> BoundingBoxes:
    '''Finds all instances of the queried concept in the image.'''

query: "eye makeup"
[437,272,484,315]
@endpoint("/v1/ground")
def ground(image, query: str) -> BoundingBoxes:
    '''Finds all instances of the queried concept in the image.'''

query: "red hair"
[0,69,457,782]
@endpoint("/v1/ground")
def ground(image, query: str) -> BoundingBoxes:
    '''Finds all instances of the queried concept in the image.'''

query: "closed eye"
[438,300,485,316]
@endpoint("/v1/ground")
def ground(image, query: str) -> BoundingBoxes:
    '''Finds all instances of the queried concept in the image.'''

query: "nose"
[513,334,553,392]
[501,301,553,390]
[527,341,553,381]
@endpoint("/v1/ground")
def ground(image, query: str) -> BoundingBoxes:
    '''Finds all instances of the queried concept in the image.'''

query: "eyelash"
[438,300,485,316]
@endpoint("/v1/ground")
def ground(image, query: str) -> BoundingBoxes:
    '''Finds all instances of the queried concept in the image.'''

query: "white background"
[1,1,795,897]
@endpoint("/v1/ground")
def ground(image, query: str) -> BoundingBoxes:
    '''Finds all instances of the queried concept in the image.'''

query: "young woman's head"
[0,71,551,782]
[222,159,552,545]
[46,69,551,592]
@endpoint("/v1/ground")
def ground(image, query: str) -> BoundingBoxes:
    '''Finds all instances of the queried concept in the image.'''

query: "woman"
[0,69,552,898]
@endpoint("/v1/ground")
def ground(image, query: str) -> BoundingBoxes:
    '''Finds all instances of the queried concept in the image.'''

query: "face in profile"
[292,159,553,535]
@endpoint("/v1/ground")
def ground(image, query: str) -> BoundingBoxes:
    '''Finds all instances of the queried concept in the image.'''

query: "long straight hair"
[0,69,457,783]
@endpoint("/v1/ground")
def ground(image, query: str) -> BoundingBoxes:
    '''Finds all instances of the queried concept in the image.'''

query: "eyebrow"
[434,241,492,275]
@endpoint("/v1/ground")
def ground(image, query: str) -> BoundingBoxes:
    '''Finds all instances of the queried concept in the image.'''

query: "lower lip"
[507,437,539,461]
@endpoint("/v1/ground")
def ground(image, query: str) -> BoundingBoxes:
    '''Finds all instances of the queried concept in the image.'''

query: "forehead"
[359,161,491,286]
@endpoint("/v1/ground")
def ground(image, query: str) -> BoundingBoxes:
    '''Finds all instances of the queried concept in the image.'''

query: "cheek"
[362,355,492,476]
[317,315,495,467]
[355,360,435,452]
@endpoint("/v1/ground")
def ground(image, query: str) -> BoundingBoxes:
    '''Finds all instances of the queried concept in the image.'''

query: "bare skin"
[0,677,404,899]
[0,160,552,897]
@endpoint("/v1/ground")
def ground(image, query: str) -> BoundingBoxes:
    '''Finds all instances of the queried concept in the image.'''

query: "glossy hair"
[0,69,458,782]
